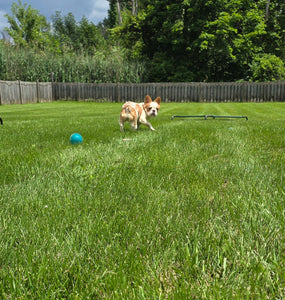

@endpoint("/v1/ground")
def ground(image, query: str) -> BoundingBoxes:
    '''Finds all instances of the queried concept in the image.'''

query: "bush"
[248,54,285,81]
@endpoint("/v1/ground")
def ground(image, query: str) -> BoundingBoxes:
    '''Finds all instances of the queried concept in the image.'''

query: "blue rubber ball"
[70,133,83,144]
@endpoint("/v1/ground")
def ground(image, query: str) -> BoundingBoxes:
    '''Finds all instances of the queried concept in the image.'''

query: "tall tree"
[132,0,138,16]
[107,0,117,28]
[116,0,123,25]
[51,12,105,54]
[79,17,105,54]
[5,0,50,48]
[263,0,285,59]
[51,12,81,51]
[107,0,141,27]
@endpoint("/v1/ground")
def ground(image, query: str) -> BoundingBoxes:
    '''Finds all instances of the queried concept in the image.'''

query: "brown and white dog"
[119,95,161,131]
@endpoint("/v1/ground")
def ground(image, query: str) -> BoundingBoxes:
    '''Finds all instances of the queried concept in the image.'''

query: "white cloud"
[88,0,109,23]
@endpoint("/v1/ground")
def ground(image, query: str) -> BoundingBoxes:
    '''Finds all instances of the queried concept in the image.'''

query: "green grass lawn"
[0,101,284,299]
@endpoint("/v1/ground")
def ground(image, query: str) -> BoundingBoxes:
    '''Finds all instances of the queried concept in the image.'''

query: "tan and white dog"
[119,95,161,131]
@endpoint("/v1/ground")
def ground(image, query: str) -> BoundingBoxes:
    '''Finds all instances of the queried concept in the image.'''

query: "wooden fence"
[0,81,52,105]
[1,80,285,104]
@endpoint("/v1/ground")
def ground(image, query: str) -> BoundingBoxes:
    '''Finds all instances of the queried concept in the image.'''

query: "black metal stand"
[171,115,248,120]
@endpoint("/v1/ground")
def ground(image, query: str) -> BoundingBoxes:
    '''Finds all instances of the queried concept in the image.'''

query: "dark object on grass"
[171,115,248,120]
[0,118,2,125]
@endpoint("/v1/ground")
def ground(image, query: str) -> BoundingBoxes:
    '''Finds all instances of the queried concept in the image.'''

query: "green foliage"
[5,0,51,49]
[111,0,285,82]
[0,102,284,298]
[2,0,285,82]
[198,2,268,81]
[79,17,105,54]
[264,1,285,58]
[1,0,145,84]
[110,15,144,59]
[0,41,145,83]
[51,12,106,55]
[0,41,8,79]
[51,12,80,52]
[249,53,285,81]
[107,0,118,28]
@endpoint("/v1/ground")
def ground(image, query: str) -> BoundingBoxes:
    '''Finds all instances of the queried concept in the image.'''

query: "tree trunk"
[132,0,138,16]
[265,0,270,20]
[116,0,122,25]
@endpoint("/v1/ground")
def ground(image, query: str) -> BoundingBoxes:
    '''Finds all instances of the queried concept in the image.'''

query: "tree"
[107,0,118,28]
[5,0,50,48]
[51,12,105,54]
[78,17,106,54]
[114,0,285,82]
[131,0,205,81]
[132,0,138,16]
[106,0,123,27]
[116,0,123,25]
[107,0,141,28]
[51,12,80,51]
[198,0,285,81]
[249,53,285,81]
[263,0,285,59]
[198,1,268,81]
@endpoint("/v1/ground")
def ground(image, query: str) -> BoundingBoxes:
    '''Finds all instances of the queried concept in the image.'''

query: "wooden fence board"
[0,80,53,104]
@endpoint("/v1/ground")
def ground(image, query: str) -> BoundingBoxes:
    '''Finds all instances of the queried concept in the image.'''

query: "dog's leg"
[130,122,137,130]
[147,123,155,131]
[130,118,138,130]
[139,119,155,131]
[119,116,125,132]
[119,121,124,132]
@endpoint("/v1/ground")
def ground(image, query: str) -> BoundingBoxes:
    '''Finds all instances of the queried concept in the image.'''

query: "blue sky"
[0,0,109,32]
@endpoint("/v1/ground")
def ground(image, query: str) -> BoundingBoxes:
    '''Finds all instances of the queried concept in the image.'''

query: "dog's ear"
[154,97,161,105]
[144,95,152,104]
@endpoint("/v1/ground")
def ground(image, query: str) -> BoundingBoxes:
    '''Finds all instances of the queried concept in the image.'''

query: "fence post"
[50,72,55,101]
[36,80,40,103]
[18,80,23,104]
[77,82,80,101]
[199,83,202,102]
[116,82,121,102]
